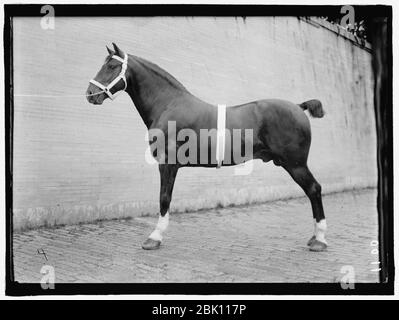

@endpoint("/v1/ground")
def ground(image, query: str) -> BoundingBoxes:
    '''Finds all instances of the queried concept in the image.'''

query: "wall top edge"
[300,16,372,52]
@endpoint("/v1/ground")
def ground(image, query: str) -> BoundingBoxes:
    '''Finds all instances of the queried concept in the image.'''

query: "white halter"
[89,54,128,100]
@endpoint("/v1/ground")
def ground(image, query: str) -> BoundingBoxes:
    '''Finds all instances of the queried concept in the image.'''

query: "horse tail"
[299,99,325,118]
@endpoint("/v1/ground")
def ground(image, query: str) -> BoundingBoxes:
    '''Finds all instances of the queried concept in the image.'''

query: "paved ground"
[13,189,379,283]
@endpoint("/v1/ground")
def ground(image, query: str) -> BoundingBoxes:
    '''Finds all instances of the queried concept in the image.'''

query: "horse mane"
[132,55,189,93]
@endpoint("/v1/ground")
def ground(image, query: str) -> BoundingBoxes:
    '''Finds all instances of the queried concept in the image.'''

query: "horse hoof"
[309,239,327,252]
[307,235,316,246]
[142,238,161,250]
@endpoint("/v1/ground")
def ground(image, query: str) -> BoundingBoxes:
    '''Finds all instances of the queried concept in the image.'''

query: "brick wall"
[13,17,377,230]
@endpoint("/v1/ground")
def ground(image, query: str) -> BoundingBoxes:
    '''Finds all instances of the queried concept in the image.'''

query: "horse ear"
[112,42,124,57]
[106,45,114,56]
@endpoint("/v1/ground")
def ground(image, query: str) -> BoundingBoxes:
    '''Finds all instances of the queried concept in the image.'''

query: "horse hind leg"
[283,164,327,252]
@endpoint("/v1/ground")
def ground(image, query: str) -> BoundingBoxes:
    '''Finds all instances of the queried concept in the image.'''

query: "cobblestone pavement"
[13,189,379,283]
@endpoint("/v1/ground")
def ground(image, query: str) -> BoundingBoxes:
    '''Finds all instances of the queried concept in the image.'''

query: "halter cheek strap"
[89,54,128,100]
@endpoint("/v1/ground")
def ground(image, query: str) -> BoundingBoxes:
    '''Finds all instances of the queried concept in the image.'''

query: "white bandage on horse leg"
[313,219,319,236]
[315,219,327,244]
[148,212,169,242]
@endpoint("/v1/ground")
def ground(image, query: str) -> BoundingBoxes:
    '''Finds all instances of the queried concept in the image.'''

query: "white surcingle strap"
[216,104,227,168]
[89,53,128,100]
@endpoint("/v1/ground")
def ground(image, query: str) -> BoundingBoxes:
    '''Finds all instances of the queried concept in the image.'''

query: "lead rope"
[14,92,105,98]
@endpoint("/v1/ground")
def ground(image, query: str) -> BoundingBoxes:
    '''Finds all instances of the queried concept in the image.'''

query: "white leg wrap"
[315,219,327,244]
[149,212,169,242]
[313,219,316,235]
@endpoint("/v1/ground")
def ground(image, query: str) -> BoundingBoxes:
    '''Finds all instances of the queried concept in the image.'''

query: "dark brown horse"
[86,43,327,252]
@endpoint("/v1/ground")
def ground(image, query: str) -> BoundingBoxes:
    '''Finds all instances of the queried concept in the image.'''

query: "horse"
[86,43,328,252]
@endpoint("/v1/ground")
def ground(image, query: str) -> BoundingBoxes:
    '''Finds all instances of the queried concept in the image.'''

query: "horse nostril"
[88,90,93,96]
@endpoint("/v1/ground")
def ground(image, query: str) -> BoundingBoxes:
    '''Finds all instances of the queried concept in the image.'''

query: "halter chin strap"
[89,54,128,100]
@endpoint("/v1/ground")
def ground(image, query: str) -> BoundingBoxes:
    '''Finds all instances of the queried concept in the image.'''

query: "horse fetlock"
[314,219,327,244]
[149,229,163,242]
[148,212,169,242]
[157,212,169,231]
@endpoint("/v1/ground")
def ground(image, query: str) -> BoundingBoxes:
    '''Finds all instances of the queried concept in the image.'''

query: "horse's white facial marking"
[149,212,169,242]
[315,219,327,244]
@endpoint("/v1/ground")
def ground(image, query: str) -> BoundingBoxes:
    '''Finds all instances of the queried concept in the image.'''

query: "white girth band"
[216,104,227,168]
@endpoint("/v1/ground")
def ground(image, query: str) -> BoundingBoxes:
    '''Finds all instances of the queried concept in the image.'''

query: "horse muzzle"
[86,85,106,105]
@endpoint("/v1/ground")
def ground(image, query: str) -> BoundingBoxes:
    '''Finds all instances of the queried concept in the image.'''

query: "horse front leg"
[142,164,179,250]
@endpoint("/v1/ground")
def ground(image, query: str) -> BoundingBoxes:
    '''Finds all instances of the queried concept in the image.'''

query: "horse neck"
[125,55,189,128]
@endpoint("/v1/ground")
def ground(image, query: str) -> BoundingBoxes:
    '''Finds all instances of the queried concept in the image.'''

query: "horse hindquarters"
[258,100,327,251]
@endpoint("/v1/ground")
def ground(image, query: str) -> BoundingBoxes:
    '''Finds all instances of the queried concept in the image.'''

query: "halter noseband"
[89,54,128,100]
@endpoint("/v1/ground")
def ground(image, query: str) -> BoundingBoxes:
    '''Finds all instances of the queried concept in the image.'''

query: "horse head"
[86,43,128,105]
